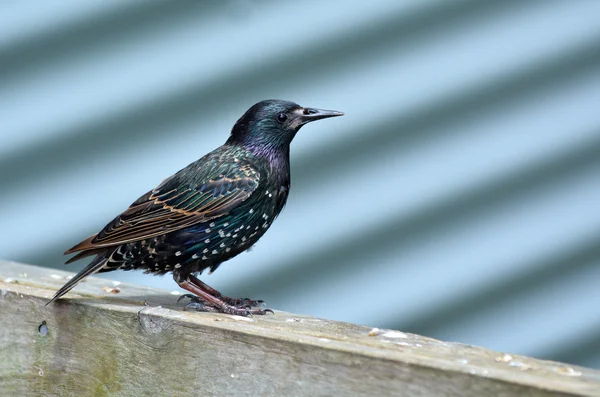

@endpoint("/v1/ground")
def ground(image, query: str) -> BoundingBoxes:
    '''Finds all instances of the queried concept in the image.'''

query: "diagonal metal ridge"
[0,0,221,79]
[1,0,505,82]
[292,37,600,186]
[542,325,600,368]
[0,0,516,191]
[21,129,600,293]
[397,233,600,333]
[4,31,600,199]
[227,130,600,299]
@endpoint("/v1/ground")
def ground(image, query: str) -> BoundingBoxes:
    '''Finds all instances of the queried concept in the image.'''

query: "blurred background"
[2,0,600,368]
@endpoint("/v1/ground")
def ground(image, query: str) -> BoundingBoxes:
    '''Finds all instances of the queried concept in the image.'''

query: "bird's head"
[227,100,343,154]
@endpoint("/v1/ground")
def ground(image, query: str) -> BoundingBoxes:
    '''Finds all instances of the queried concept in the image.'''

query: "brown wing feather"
[65,162,259,255]
[64,246,105,262]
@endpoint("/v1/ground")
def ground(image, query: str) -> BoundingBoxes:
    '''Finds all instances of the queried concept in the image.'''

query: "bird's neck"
[227,122,295,175]
[244,143,290,175]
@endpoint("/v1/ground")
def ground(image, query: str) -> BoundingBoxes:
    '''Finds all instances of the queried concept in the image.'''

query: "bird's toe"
[222,296,266,308]
[251,308,274,315]
[177,293,200,304]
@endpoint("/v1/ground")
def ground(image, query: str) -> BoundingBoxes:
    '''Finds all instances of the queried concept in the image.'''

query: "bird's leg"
[177,274,272,316]
[179,274,265,308]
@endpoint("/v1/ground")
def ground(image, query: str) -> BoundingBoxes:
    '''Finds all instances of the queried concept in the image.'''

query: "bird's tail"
[46,249,114,306]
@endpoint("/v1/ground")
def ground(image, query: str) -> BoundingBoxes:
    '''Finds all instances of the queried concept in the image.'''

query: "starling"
[49,100,343,315]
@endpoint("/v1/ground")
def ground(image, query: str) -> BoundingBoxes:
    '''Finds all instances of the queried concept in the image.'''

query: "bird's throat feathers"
[243,142,290,173]
[228,115,293,171]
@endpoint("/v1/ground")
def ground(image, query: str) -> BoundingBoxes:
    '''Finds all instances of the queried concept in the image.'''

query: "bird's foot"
[182,301,221,313]
[178,293,265,308]
[219,305,274,317]
[221,296,266,308]
[178,294,272,316]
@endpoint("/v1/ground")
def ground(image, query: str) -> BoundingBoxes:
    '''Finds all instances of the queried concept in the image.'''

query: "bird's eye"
[276,113,288,123]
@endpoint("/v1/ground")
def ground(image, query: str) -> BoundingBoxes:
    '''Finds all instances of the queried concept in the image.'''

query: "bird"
[48,99,343,316]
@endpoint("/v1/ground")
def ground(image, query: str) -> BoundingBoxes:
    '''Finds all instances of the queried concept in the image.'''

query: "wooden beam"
[1,261,598,396]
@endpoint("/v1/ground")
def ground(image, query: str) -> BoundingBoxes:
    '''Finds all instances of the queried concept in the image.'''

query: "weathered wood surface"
[0,261,599,397]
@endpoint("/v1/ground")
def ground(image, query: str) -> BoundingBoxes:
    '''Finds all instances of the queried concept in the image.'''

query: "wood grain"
[1,261,599,396]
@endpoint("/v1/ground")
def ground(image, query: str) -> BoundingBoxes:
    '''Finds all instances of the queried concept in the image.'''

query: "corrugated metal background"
[2,1,599,368]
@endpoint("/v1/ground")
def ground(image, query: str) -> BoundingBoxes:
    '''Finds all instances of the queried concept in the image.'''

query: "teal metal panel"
[1,0,599,368]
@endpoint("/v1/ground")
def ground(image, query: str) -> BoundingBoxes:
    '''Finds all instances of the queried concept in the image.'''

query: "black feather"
[53,100,342,303]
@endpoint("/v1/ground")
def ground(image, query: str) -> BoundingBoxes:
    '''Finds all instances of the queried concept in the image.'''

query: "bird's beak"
[298,107,344,124]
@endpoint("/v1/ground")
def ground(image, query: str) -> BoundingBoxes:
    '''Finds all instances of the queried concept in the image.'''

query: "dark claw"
[176,292,272,316]
[224,297,266,308]
[246,308,273,316]
[177,293,199,303]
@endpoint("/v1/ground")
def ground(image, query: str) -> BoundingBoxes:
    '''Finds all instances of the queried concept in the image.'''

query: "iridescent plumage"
[50,100,343,315]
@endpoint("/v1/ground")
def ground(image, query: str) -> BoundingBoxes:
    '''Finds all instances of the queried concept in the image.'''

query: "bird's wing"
[66,162,259,254]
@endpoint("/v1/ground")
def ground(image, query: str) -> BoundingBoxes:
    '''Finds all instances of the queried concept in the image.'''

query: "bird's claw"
[178,293,265,308]
[177,293,198,304]
[177,293,272,316]
[255,300,268,308]
[222,297,266,308]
